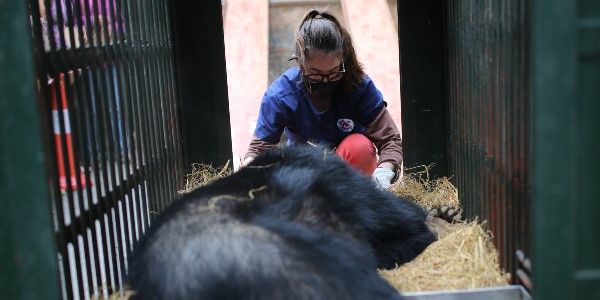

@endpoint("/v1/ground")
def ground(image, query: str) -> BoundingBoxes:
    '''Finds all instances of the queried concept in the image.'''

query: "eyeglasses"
[303,61,346,84]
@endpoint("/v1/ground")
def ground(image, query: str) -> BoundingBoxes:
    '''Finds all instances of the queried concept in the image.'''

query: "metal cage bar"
[0,0,60,298]
[445,0,531,283]
[398,0,532,284]
[27,0,184,298]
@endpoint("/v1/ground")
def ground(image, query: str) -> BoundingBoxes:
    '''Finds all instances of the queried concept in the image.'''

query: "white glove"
[242,156,255,167]
[372,167,395,190]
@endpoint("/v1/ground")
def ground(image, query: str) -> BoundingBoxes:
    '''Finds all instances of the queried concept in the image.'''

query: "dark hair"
[293,10,365,93]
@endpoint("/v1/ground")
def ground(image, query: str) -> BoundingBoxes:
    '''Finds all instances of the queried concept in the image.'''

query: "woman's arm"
[244,90,287,166]
[365,107,403,183]
[243,135,279,165]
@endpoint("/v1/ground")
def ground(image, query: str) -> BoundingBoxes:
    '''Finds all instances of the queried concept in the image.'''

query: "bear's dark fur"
[128,146,435,299]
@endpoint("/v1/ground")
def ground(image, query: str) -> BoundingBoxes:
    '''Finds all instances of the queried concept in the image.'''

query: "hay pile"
[93,290,134,300]
[382,166,509,293]
[379,219,509,292]
[391,165,460,210]
[179,160,232,194]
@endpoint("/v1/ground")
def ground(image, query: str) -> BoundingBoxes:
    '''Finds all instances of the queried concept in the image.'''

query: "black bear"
[128,145,435,299]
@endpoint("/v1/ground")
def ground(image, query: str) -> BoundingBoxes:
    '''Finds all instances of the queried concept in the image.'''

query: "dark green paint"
[0,0,60,299]
[532,0,600,298]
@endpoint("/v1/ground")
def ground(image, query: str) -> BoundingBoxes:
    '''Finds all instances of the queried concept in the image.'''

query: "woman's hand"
[241,156,256,168]
[372,162,395,190]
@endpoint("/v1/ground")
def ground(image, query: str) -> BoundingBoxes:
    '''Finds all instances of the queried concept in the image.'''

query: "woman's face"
[302,52,343,81]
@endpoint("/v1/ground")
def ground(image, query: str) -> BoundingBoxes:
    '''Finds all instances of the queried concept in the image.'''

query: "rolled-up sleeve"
[245,135,278,159]
[365,107,403,173]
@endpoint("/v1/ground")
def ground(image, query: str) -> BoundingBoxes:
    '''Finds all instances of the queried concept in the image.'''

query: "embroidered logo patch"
[337,119,354,132]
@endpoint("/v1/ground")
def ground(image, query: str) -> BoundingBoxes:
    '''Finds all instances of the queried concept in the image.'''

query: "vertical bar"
[163,0,184,195]
[142,0,167,213]
[145,0,163,213]
[110,0,139,261]
[137,0,164,215]
[125,0,156,228]
[87,25,118,289]
[56,73,87,299]
[0,0,60,298]
[119,0,148,238]
[102,42,128,291]
[531,0,578,298]
[151,0,174,206]
[505,0,514,277]
[70,66,104,298]
[520,0,531,263]
[156,0,175,204]
[44,0,77,297]
[131,0,150,216]
[102,0,134,290]
[66,1,99,295]
[76,62,110,297]
[55,4,97,297]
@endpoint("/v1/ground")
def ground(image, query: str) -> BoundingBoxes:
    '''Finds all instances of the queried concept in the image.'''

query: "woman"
[244,10,402,190]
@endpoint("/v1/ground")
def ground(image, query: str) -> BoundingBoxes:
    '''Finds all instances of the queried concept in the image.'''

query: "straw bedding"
[391,165,460,211]
[382,166,509,292]
[179,160,232,194]
[379,218,509,292]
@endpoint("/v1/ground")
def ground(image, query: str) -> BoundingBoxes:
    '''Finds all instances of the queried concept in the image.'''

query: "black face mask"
[304,79,339,98]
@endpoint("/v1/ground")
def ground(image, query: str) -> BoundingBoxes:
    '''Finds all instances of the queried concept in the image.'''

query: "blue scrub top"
[254,66,386,148]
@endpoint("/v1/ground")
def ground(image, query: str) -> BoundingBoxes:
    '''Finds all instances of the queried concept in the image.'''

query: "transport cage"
[404,285,532,300]
[2,0,598,299]
[1,0,231,299]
